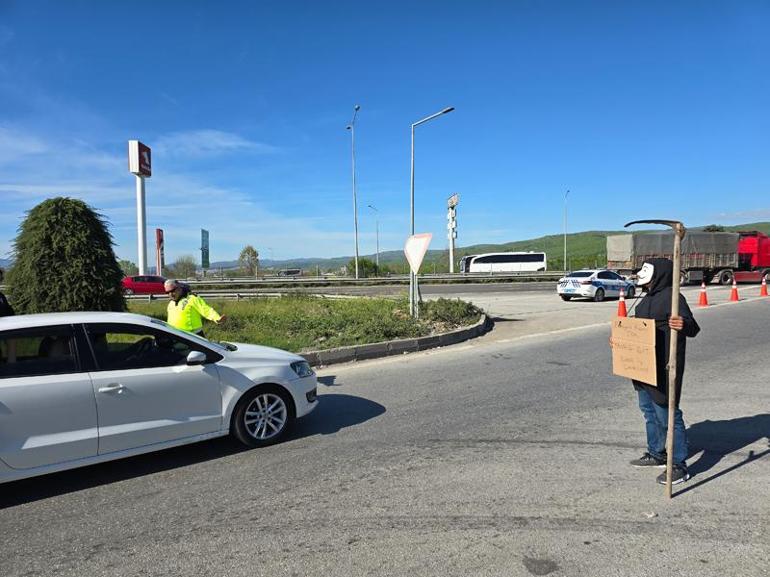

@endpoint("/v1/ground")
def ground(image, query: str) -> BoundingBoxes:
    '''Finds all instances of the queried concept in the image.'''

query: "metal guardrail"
[125,291,360,301]
[180,271,565,286]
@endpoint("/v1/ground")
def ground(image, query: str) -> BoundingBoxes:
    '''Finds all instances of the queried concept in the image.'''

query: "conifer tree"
[7,197,126,313]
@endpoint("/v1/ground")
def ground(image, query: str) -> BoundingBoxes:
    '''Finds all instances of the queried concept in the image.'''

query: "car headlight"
[290,361,314,378]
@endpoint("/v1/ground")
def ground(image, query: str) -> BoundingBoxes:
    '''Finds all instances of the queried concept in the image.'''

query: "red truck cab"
[735,232,770,283]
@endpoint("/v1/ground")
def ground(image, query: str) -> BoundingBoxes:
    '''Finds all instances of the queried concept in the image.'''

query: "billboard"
[128,140,152,177]
[201,229,210,269]
[155,228,165,275]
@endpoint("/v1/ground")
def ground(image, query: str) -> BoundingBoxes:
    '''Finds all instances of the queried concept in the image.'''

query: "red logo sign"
[138,142,151,177]
[128,140,152,177]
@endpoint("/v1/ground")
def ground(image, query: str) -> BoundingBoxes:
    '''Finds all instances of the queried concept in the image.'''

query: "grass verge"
[129,296,483,353]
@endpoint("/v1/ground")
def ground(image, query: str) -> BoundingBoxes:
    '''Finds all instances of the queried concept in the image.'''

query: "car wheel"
[626,286,635,299]
[123,288,134,295]
[593,288,605,302]
[232,384,295,448]
[560,295,572,301]
[718,271,733,285]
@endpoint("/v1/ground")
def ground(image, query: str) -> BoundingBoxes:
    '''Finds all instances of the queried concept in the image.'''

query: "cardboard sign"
[611,317,657,385]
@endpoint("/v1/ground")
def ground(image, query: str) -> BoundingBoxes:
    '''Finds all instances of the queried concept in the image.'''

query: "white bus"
[460,252,547,273]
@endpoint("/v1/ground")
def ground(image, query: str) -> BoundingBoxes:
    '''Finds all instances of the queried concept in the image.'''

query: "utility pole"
[346,105,361,279]
[563,189,569,272]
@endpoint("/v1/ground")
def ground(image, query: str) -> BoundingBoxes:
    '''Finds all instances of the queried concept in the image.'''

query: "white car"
[0,312,318,483]
[556,269,635,302]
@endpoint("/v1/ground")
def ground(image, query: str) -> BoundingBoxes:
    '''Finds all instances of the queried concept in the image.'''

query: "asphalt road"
[1,287,768,576]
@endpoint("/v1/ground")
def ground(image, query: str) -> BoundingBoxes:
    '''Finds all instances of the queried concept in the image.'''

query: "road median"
[301,314,493,367]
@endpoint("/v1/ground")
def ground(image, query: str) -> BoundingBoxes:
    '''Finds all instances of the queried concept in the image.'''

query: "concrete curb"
[301,314,493,368]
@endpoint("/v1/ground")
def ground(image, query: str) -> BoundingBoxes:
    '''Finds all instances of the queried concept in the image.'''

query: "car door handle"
[98,383,125,394]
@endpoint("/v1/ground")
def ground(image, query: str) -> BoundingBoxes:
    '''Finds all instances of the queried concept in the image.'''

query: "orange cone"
[617,288,627,317]
[698,281,709,307]
[761,276,768,297]
[729,278,740,302]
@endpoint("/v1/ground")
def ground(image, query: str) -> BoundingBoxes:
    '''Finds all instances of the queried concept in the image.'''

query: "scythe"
[625,219,686,499]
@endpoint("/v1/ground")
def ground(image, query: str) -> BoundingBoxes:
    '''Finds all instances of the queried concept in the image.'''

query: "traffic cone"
[761,276,768,297]
[729,278,740,302]
[698,281,709,307]
[617,289,627,317]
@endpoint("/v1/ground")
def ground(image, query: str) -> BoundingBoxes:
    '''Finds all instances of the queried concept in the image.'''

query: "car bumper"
[557,287,595,298]
[290,375,319,418]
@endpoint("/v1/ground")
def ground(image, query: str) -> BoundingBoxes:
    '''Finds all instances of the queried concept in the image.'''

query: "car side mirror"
[186,351,207,365]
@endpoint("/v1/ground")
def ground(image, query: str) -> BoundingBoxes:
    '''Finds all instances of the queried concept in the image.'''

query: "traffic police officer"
[164,279,224,337]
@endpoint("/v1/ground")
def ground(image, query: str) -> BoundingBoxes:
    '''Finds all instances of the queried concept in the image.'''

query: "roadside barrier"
[698,281,709,307]
[729,279,740,302]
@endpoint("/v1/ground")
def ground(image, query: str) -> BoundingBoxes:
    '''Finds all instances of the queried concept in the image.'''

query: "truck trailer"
[606,230,770,285]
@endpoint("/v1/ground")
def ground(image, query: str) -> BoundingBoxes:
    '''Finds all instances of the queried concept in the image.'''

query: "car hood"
[219,342,305,365]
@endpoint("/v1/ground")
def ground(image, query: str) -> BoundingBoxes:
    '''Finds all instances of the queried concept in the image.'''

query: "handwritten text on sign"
[611,317,657,386]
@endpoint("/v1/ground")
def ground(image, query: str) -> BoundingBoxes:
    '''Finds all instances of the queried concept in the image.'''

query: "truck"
[606,230,770,285]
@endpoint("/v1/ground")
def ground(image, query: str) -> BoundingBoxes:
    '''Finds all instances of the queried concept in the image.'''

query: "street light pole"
[368,204,379,274]
[346,105,361,279]
[563,189,569,272]
[409,106,455,318]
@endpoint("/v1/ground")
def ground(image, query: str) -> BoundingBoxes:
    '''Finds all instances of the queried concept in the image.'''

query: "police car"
[556,269,635,302]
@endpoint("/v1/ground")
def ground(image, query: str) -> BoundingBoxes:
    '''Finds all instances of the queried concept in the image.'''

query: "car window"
[597,271,614,280]
[568,271,593,278]
[0,325,78,378]
[86,324,204,370]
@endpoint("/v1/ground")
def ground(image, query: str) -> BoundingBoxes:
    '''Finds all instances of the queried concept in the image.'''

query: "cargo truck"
[606,230,770,285]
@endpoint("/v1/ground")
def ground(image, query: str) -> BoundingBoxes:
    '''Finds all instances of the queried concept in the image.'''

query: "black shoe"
[630,452,666,468]
[657,465,690,485]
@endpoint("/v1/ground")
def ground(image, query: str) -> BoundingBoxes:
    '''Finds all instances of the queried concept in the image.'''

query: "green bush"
[7,197,125,313]
[421,298,483,326]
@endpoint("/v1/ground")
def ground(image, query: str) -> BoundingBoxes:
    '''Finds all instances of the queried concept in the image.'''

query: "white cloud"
[154,129,279,158]
[0,125,48,163]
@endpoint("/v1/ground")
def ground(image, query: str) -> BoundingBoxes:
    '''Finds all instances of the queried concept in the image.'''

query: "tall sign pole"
[447,193,459,273]
[128,140,152,275]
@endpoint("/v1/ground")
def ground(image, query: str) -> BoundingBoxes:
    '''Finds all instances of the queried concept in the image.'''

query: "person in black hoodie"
[628,258,700,485]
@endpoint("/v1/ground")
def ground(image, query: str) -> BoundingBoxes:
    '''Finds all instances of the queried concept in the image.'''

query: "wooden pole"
[664,222,685,497]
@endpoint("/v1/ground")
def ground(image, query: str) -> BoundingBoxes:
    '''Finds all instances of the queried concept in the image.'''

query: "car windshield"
[149,319,228,352]
[567,271,594,278]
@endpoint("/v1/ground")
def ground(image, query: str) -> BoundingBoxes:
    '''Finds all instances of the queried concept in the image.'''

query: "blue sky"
[1,1,769,264]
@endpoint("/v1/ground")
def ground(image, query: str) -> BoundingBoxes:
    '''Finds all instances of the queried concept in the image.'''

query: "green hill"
[216,221,770,275]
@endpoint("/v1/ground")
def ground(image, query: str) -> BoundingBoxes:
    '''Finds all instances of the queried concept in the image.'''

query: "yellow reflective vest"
[166,294,221,334]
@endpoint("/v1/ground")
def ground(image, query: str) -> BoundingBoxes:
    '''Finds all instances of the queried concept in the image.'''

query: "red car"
[121,275,167,295]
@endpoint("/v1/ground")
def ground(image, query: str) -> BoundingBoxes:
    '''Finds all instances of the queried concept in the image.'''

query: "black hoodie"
[632,258,700,406]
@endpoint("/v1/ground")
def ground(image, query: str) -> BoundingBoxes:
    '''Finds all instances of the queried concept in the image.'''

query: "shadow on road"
[0,392,384,509]
[675,413,770,496]
[290,392,386,437]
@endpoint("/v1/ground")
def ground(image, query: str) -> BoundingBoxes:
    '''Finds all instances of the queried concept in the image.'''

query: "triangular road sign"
[404,233,433,274]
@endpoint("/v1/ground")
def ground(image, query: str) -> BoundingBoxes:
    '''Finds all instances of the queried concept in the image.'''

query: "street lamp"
[563,189,569,272]
[410,106,454,317]
[346,105,361,279]
[368,204,379,274]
